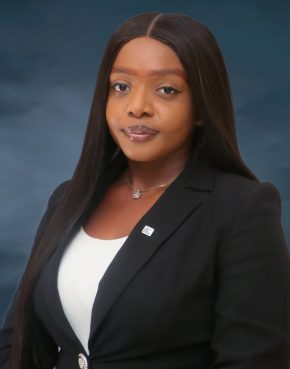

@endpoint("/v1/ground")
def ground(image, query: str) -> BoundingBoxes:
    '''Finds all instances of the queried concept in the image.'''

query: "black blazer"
[1,143,289,369]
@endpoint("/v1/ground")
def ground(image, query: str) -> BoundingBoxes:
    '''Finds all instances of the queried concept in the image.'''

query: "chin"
[118,147,159,163]
[121,152,153,163]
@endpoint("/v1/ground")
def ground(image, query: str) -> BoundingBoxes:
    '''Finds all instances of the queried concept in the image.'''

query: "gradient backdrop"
[1,0,289,322]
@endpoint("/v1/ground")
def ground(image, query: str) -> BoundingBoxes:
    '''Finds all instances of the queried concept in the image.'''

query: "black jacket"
[1,143,289,369]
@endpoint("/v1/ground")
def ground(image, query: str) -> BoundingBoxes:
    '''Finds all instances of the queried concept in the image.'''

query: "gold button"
[78,353,88,369]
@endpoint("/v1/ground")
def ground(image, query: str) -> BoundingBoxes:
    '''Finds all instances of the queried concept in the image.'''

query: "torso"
[83,173,167,239]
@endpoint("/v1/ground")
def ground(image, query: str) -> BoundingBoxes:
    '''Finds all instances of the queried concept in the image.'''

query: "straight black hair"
[11,12,257,369]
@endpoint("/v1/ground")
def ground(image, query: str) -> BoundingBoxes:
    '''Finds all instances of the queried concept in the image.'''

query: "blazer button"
[78,353,88,369]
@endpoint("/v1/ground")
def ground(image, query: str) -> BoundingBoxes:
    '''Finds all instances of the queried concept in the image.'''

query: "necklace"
[125,171,172,199]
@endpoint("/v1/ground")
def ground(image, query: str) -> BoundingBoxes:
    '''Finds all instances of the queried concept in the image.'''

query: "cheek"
[161,103,194,135]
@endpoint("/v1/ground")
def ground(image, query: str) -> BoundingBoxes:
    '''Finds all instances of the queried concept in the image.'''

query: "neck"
[125,149,191,189]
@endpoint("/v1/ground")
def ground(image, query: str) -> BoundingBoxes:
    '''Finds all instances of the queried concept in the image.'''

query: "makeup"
[123,125,158,141]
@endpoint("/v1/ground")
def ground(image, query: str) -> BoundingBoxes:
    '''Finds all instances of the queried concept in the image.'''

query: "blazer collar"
[177,139,215,192]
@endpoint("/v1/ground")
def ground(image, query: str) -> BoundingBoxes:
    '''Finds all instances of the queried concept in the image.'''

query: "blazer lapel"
[88,142,215,348]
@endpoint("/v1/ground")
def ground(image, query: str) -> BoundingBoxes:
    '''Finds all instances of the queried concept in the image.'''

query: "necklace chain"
[125,171,172,199]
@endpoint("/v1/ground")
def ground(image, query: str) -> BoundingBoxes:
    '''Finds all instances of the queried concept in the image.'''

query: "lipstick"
[123,124,158,142]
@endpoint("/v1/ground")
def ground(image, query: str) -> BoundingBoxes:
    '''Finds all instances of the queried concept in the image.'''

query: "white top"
[57,227,128,354]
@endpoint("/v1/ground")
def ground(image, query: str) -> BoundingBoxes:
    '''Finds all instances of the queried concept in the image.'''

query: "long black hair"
[11,12,257,369]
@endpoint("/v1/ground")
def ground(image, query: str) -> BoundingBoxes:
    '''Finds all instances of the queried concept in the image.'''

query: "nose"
[127,87,153,118]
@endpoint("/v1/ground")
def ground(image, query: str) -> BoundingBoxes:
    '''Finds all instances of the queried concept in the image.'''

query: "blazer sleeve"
[211,181,290,368]
[0,181,69,368]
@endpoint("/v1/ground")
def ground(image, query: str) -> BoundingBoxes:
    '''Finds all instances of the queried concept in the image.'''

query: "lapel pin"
[142,225,155,237]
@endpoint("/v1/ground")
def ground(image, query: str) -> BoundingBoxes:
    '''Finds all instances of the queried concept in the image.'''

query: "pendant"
[132,189,141,199]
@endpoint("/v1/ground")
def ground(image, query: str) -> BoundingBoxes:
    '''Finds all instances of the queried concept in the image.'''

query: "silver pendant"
[133,190,141,199]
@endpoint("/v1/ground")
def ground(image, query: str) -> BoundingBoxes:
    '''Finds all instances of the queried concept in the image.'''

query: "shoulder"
[214,169,288,261]
[215,169,279,196]
[213,169,281,212]
[209,170,284,244]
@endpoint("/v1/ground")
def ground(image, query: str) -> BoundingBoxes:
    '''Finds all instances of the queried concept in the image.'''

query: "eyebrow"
[110,66,185,78]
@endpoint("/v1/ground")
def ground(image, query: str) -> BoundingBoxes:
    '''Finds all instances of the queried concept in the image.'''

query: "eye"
[157,86,179,95]
[112,83,129,92]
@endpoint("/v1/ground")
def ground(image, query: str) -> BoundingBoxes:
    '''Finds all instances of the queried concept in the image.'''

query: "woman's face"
[106,36,196,164]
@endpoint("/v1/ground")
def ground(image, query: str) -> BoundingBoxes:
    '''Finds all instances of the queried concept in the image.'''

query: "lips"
[122,124,158,142]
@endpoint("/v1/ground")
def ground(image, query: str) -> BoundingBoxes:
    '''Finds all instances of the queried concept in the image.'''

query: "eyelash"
[111,83,180,96]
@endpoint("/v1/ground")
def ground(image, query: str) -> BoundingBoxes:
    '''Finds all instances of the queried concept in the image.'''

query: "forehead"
[111,36,185,78]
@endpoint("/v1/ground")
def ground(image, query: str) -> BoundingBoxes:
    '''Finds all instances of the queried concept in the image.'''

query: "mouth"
[122,124,158,141]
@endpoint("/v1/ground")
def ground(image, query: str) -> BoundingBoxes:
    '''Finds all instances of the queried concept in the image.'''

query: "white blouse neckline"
[80,226,128,242]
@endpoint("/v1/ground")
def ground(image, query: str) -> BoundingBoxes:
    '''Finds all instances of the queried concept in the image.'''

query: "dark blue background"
[1,0,289,322]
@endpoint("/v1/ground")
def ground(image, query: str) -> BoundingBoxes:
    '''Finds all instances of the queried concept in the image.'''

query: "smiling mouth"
[122,125,158,141]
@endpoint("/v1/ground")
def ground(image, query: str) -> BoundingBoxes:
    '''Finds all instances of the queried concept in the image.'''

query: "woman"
[0,12,289,369]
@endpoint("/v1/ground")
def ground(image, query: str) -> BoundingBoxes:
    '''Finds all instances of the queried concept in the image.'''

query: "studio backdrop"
[1,0,289,322]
